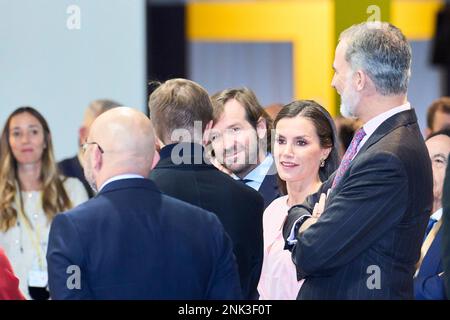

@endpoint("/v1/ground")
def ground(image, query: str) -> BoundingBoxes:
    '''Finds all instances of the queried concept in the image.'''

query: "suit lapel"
[355,109,418,160]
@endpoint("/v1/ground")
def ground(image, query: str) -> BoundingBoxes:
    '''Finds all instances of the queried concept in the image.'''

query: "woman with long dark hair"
[258,100,339,300]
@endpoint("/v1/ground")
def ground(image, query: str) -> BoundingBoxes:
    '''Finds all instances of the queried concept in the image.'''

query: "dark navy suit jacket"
[258,167,282,209]
[283,109,433,299]
[46,178,242,299]
[414,227,446,299]
[58,155,94,198]
[443,160,450,298]
[150,143,264,299]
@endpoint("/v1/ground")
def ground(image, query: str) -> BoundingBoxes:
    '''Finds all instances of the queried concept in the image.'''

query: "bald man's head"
[84,107,155,191]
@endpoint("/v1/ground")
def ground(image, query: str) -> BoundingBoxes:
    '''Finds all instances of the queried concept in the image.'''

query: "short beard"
[339,87,360,119]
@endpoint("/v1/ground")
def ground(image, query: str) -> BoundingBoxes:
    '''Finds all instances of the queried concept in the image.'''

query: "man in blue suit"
[46,107,242,299]
[283,22,433,299]
[414,129,450,299]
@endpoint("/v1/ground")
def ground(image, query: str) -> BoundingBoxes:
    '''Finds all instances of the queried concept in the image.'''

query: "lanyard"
[15,191,45,271]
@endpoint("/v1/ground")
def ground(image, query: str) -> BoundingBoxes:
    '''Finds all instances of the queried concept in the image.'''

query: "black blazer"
[150,143,264,299]
[442,157,450,298]
[47,178,242,299]
[58,155,94,198]
[283,109,433,299]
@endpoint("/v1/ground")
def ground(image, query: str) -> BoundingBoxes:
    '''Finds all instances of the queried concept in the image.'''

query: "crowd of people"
[0,21,450,300]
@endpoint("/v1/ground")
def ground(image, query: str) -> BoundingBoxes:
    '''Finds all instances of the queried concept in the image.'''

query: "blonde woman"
[0,107,88,299]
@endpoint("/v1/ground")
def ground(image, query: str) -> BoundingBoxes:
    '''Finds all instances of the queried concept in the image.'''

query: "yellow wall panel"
[187,0,336,114]
[391,0,443,40]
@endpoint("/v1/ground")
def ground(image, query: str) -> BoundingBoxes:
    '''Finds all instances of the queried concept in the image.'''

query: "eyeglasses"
[81,141,104,154]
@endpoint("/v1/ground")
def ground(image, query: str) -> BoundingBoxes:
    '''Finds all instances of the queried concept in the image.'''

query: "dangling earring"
[320,158,325,167]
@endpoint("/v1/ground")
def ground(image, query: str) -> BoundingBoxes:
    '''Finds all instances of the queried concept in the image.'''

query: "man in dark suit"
[148,79,264,299]
[442,146,450,298]
[414,129,450,299]
[283,22,433,299]
[210,88,281,208]
[58,99,121,198]
[47,107,241,299]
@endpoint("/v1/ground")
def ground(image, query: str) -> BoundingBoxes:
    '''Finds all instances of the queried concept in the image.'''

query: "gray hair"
[84,99,122,125]
[339,22,412,96]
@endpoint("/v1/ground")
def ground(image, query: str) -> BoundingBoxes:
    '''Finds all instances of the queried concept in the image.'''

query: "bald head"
[85,107,156,188]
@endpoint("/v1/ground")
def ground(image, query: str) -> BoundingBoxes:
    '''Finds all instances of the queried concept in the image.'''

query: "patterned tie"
[332,128,367,188]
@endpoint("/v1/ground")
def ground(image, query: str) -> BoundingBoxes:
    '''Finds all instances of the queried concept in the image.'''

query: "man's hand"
[299,189,330,234]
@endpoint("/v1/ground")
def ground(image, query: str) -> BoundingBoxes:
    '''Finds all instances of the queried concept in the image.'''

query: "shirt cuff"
[287,214,312,245]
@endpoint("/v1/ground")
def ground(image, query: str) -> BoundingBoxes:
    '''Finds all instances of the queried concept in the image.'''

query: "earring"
[320,158,325,167]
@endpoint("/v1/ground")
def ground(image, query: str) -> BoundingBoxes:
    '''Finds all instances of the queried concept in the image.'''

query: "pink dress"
[258,195,304,300]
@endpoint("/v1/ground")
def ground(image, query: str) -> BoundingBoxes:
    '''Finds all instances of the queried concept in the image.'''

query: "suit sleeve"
[282,176,333,245]
[46,213,92,299]
[206,214,243,300]
[414,274,447,300]
[294,152,408,279]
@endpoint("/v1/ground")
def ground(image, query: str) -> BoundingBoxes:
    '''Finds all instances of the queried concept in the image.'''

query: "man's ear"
[93,146,103,172]
[202,120,214,145]
[79,126,88,146]
[151,150,160,169]
[354,70,366,91]
[256,117,267,140]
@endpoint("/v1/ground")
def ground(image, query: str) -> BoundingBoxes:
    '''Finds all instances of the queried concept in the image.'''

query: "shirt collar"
[233,153,274,184]
[363,102,411,137]
[99,174,145,192]
[431,208,443,221]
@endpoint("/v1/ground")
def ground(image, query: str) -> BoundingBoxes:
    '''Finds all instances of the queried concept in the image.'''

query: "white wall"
[0,0,146,160]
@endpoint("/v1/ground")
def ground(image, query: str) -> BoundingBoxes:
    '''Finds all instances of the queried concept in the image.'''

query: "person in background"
[149,79,264,299]
[265,103,283,121]
[414,128,450,299]
[47,107,241,299]
[0,247,25,300]
[442,147,450,298]
[0,107,88,299]
[58,99,121,197]
[210,88,281,208]
[258,100,339,300]
[333,115,362,159]
[425,97,450,138]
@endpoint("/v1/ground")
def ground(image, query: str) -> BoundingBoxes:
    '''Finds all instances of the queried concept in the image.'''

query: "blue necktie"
[424,217,437,239]
[239,179,252,185]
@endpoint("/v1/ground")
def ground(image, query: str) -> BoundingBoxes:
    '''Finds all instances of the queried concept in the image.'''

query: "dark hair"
[148,78,213,144]
[426,128,450,141]
[274,100,340,183]
[211,87,273,152]
[427,97,450,131]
